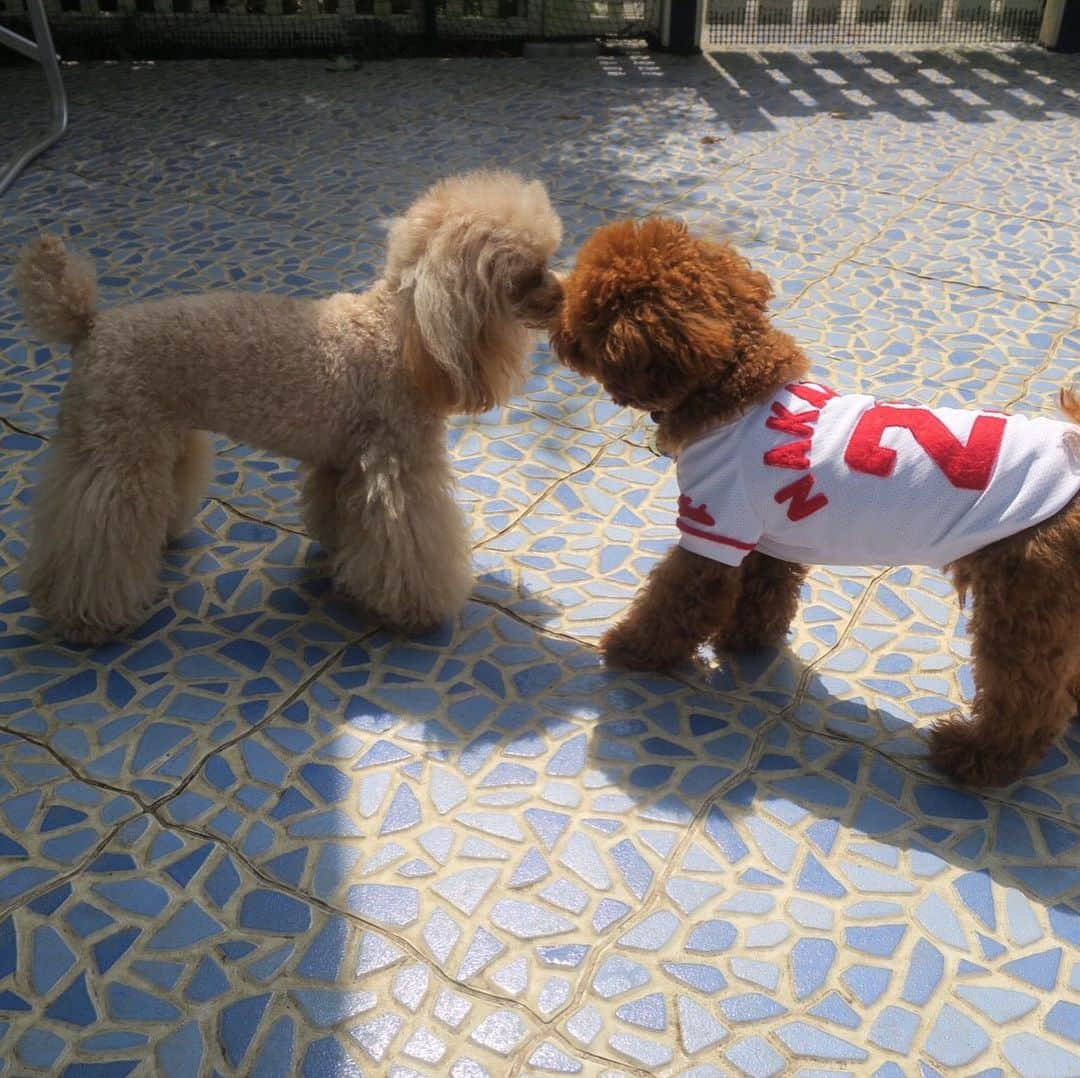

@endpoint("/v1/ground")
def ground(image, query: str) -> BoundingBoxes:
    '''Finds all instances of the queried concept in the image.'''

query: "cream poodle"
[15,170,564,644]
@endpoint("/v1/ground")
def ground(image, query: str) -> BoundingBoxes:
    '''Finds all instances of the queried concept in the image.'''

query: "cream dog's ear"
[400,271,461,414]
[397,221,532,415]
[396,233,484,414]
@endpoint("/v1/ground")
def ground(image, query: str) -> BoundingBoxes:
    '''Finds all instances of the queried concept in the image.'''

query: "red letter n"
[774,474,829,522]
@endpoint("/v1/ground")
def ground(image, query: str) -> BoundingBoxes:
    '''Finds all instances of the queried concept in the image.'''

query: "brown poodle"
[552,217,1080,788]
[15,170,563,645]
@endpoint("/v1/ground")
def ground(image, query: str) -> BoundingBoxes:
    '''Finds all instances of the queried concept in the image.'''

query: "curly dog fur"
[552,217,1080,788]
[16,170,563,645]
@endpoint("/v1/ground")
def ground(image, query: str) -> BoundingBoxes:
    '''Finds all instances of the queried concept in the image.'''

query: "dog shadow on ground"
[579,639,1080,925]
[4,468,1076,932]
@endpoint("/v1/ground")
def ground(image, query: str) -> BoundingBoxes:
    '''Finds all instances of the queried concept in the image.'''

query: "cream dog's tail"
[14,235,98,346]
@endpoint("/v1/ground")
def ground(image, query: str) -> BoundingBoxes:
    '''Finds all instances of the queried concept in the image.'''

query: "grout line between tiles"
[998,318,1078,414]
[510,1030,655,1078]
[205,495,308,538]
[151,815,548,1020]
[780,710,1080,841]
[520,403,636,439]
[846,256,1080,311]
[780,102,1043,320]
[0,723,151,811]
[145,638,368,813]
[470,594,602,652]
[0,818,128,921]
[540,573,892,1068]
[1,416,46,440]
[769,569,1080,842]
[544,720,779,1074]
[510,1025,654,1078]
[917,192,1078,229]
[0,636,645,1072]
[473,439,614,553]
[731,158,1078,231]
[0,639,362,859]
[144,810,658,1075]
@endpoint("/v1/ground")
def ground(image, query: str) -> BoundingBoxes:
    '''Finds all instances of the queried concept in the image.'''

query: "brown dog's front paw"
[601,620,687,672]
[928,713,1023,788]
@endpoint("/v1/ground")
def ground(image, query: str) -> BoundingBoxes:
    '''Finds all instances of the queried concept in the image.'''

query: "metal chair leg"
[0,0,68,196]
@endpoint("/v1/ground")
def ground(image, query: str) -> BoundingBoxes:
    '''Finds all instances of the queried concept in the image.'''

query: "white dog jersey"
[676,381,1080,569]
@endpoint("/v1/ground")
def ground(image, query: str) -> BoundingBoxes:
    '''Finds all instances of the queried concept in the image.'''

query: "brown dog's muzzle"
[517,271,565,329]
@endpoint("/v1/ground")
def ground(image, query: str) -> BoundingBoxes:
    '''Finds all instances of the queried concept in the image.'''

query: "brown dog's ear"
[679,311,737,375]
[607,309,736,380]
[600,312,679,406]
[595,304,741,410]
[604,313,651,370]
[699,238,774,312]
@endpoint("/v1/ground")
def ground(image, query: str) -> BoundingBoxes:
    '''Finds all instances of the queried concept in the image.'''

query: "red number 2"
[844,405,1006,491]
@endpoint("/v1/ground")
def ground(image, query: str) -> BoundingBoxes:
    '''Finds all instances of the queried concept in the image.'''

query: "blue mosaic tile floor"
[2,44,1080,1077]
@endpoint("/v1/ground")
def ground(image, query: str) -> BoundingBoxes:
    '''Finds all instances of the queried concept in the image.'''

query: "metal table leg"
[0,0,68,196]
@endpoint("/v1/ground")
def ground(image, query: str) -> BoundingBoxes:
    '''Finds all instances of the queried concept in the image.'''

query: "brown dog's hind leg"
[929,558,1080,788]
[601,546,742,672]
[715,552,806,653]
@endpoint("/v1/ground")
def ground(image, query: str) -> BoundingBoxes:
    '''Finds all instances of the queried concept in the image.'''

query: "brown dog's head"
[551,218,776,417]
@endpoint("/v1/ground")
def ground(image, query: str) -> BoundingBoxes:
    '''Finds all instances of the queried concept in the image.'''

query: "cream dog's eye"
[512,268,544,297]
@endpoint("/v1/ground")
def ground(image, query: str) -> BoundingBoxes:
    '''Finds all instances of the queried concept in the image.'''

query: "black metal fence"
[0,0,662,60]
[706,0,1044,44]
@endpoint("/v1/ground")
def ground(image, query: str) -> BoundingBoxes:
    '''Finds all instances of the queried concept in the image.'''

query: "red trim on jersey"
[676,519,757,551]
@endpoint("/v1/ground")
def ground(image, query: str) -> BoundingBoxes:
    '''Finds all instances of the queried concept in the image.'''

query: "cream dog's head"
[386,169,564,414]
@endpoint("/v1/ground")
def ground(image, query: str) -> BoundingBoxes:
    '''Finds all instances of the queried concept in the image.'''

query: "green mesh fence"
[706,0,1043,44]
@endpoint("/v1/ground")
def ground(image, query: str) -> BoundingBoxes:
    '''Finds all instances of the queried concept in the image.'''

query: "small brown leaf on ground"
[700,135,724,145]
